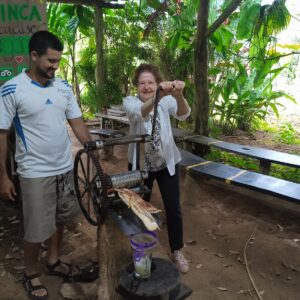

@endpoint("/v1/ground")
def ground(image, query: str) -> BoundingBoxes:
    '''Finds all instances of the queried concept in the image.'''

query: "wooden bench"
[180,134,300,174]
[90,129,126,159]
[96,112,129,129]
[179,149,300,204]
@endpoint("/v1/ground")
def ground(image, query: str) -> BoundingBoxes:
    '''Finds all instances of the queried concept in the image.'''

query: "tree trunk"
[194,0,210,138]
[193,0,242,155]
[71,42,81,107]
[95,5,105,111]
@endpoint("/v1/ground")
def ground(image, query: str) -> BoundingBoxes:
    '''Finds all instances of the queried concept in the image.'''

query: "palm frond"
[254,0,291,37]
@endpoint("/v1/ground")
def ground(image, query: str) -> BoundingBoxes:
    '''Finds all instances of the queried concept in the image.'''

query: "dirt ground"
[0,124,300,300]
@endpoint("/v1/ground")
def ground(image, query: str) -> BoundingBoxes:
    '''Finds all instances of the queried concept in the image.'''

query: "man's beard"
[37,67,55,79]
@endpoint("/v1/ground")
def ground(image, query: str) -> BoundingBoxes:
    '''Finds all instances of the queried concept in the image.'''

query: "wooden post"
[259,159,271,175]
[97,217,132,300]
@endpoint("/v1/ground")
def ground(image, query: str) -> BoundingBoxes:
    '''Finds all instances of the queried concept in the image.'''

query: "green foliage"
[210,60,294,132]
[251,118,276,132]
[46,0,299,133]
[205,149,259,171]
[209,0,294,132]
[253,0,291,37]
[81,109,96,121]
[270,164,300,184]
[253,119,300,146]
[275,123,300,145]
[237,2,260,39]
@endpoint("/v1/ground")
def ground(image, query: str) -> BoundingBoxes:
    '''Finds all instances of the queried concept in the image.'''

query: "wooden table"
[96,112,129,129]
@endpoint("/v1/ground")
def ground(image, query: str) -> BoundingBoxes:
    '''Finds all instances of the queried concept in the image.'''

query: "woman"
[123,64,191,273]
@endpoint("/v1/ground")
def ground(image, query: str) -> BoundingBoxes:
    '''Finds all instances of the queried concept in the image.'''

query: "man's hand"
[0,176,17,201]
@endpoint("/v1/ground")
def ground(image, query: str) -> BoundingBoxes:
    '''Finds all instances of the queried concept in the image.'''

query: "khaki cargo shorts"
[19,170,80,243]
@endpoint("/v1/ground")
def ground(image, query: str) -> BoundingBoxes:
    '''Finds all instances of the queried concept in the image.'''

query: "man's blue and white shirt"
[0,70,82,178]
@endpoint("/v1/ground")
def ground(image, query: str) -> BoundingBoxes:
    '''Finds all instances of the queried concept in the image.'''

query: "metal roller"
[110,170,148,189]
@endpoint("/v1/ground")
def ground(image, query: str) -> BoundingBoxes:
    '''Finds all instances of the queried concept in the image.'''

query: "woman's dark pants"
[129,163,184,252]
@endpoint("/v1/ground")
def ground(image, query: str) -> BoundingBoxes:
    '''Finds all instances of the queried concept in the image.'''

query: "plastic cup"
[130,231,157,279]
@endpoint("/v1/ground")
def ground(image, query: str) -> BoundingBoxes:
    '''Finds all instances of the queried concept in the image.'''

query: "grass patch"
[275,123,300,145]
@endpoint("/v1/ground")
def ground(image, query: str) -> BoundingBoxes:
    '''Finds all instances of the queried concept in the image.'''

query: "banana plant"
[209,0,294,132]
[47,3,94,105]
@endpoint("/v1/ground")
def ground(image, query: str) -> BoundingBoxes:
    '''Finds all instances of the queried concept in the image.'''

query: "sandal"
[22,273,48,300]
[46,259,80,279]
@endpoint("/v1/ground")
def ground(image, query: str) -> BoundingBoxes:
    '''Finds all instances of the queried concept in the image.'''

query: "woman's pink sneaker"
[169,250,189,273]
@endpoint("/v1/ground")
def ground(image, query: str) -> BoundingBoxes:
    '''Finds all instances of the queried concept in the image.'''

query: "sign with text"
[0,1,47,84]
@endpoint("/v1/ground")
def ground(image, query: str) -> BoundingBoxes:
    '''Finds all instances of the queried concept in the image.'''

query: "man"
[0,31,96,300]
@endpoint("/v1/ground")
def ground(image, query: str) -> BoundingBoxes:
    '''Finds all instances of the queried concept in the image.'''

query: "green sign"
[0,67,13,81]
[0,4,41,22]
[0,36,30,57]
[0,1,47,85]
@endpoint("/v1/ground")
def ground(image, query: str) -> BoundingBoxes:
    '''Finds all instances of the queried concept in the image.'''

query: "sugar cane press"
[73,134,152,229]
[73,138,192,299]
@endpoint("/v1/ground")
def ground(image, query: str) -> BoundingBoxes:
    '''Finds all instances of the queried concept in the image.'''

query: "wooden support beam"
[97,217,131,300]
[47,0,125,8]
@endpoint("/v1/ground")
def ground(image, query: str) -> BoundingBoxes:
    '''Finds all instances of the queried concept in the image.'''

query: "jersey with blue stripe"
[0,70,82,178]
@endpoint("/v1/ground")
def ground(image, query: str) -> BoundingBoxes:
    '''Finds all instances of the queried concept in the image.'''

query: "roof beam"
[47,0,125,8]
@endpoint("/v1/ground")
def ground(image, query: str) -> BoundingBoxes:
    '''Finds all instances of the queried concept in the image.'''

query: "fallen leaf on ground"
[277,224,283,231]
[72,232,82,237]
[5,254,13,260]
[282,262,299,272]
[13,266,25,271]
[12,247,19,253]
[259,272,266,278]
[282,262,289,269]
[41,251,47,258]
[215,253,225,258]
[186,240,197,246]
[195,264,203,269]
[10,220,20,224]
[290,265,299,272]
[215,232,227,237]
[236,289,249,294]
[259,272,273,280]
[217,287,228,291]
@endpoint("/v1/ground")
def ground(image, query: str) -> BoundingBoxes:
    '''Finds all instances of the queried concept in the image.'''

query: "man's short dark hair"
[29,31,64,56]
